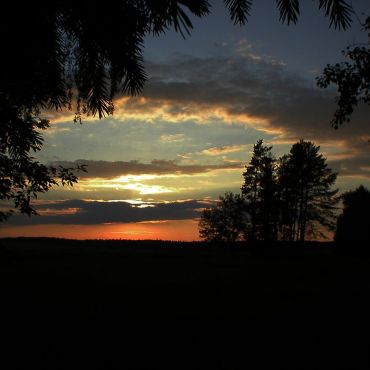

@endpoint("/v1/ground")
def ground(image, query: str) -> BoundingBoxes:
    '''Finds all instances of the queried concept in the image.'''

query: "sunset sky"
[2,0,370,241]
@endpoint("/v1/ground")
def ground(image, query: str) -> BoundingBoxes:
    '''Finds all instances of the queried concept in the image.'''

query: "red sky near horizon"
[2,220,200,241]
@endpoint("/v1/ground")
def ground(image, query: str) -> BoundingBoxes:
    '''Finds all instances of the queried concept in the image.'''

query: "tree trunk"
[299,191,309,243]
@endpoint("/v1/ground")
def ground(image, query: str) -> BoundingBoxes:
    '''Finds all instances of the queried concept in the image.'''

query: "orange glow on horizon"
[1,219,201,241]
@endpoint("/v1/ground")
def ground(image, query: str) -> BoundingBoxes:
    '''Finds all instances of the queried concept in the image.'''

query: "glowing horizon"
[2,219,201,241]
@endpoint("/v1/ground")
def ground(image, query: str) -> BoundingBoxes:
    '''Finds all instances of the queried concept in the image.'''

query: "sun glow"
[73,174,179,195]
[122,183,175,195]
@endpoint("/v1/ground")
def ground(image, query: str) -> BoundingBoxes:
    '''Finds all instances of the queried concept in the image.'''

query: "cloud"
[3,199,214,226]
[43,51,369,181]
[140,55,368,141]
[201,144,248,156]
[47,52,367,139]
[44,51,369,146]
[51,159,243,179]
[330,154,370,179]
[160,133,186,143]
[111,53,369,180]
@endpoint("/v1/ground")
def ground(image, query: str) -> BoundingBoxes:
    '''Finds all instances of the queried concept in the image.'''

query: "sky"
[1,0,370,241]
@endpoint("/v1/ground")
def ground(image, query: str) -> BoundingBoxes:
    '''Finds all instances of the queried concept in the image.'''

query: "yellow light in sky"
[113,174,157,182]
[122,183,174,195]
[75,175,176,195]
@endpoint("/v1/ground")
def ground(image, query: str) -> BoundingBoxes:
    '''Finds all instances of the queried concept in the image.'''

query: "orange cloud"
[113,96,278,132]
[45,95,281,139]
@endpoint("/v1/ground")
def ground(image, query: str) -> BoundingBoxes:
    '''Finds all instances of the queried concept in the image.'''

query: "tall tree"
[199,192,248,243]
[276,154,298,241]
[279,140,338,242]
[241,140,278,241]
[335,185,370,244]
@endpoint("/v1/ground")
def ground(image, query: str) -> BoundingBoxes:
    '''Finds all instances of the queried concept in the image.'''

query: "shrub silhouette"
[199,192,248,243]
[335,185,370,245]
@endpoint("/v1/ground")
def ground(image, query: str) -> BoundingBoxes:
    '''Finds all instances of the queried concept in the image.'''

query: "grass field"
[1,237,369,368]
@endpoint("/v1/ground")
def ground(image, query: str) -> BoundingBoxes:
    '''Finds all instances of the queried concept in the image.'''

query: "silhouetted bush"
[199,192,249,243]
[335,185,370,246]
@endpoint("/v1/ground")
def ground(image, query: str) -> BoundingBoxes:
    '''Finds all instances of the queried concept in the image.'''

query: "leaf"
[318,0,353,30]
[224,0,253,25]
[276,0,300,25]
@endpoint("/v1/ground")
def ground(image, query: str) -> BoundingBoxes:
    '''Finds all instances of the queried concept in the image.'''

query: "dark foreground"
[1,238,370,369]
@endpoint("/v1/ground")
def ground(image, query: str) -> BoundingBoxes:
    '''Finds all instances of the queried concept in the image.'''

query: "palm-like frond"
[169,2,195,37]
[276,0,300,25]
[173,1,210,36]
[178,0,210,17]
[318,0,352,29]
[224,0,253,25]
[146,1,210,37]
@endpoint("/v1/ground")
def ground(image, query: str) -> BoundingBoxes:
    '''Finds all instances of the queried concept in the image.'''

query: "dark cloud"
[51,159,243,179]
[44,54,368,180]
[137,54,370,180]
[324,135,370,180]
[330,154,370,179]
[3,199,213,226]
[141,55,369,142]
[43,53,368,184]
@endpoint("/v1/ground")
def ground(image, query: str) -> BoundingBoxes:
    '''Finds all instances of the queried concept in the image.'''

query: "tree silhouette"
[0,98,86,221]
[276,154,299,241]
[241,140,278,241]
[334,185,370,244]
[199,192,248,243]
[1,1,354,218]
[199,139,342,243]
[317,16,370,128]
[278,140,338,242]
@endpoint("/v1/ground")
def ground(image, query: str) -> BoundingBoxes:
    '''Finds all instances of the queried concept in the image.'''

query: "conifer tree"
[276,154,298,241]
[241,140,278,241]
[279,140,338,242]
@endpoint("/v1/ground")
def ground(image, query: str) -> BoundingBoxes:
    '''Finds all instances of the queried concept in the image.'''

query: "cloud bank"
[51,159,243,179]
[4,199,212,226]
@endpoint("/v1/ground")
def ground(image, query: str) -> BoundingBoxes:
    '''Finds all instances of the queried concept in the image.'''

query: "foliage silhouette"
[276,154,298,241]
[0,97,87,221]
[199,192,248,243]
[241,140,278,241]
[200,139,338,243]
[335,185,370,244]
[0,1,354,219]
[318,16,370,128]
[277,140,338,242]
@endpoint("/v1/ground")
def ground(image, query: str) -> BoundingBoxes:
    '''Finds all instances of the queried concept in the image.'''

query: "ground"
[1,238,369,368]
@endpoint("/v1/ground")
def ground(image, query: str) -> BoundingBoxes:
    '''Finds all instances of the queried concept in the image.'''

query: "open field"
[1,238,370,368]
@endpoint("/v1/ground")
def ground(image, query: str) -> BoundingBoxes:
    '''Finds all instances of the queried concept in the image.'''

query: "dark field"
[1,238,370,368]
